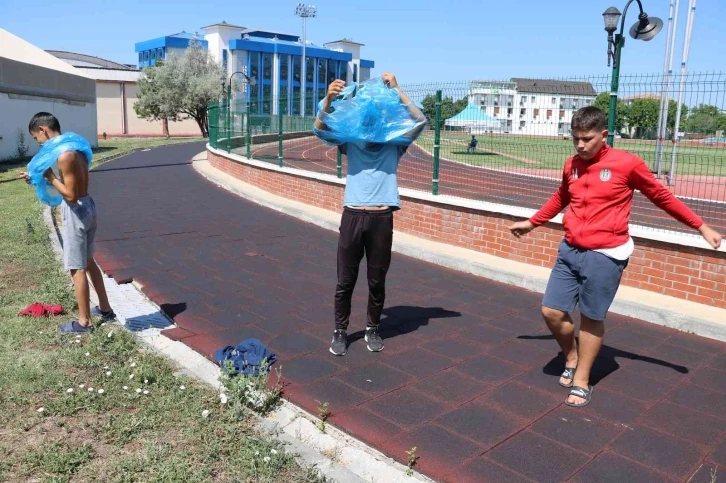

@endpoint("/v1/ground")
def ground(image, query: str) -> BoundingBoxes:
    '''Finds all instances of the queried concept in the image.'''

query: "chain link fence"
[209,72,726,236]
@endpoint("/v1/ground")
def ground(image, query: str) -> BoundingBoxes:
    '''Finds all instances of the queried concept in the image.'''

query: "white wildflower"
[106,371,112,376]
[129,374,135,379]
[107,330,114,338]
[88,387,94,392]
[36,407,44,413]
[79,384,85,388]
[98,389,104,394]
[135,388,142,394]
[66,388,74,393]
[123,386,128,390]
[202,410,210,418]
[270,449,277,455]
[179,385,186,390]
[144,379,149,384]
[85,352,90,356]
[220,394,228,404]
[143,390,149,395]
[263,457,271,463]
[130,362,136,368]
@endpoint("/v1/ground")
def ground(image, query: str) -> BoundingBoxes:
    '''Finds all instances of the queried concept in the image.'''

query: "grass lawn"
[0,139,324,482]
[93,137,204,167]
[416,133,726,176]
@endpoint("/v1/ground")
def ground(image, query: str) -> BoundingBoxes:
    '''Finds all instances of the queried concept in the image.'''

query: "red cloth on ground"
[18,303,64,317]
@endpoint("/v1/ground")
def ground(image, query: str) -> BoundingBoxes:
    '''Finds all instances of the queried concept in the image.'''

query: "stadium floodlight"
[295,4,317,117]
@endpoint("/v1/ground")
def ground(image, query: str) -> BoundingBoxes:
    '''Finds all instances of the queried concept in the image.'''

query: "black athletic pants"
[334,207,393,331]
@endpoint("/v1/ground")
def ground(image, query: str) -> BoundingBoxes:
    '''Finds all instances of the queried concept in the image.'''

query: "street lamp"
[295,3,316,117]
[222,71,257,156]
[603,1,663,146]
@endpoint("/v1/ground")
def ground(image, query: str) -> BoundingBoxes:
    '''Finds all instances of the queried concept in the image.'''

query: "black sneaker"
[330,329,347,356]
[365,326,384,352]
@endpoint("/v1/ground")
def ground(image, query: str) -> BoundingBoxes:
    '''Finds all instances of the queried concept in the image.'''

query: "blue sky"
[2,0,724,83]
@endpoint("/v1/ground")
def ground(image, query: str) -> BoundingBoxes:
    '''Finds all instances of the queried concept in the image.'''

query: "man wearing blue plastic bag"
[19,113,115,333]
[313,74,426,356]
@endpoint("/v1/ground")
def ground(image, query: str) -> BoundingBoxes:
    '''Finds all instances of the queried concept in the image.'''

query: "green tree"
[593,92,628,132]
[421,94,468,127]
[683,104,726,134]
[667,99,689,132]
[627,98,660,138]
[134,40,222,137]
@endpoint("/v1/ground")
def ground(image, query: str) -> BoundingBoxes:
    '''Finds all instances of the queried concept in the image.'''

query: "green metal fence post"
[278,96,284,167]
[246,101,252,160]
[336,149,342,178]
[606,35,624,148]
[432,90,442,195]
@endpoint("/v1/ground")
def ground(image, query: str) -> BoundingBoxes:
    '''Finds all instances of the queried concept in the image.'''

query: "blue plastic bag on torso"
[314,77,426,145]
[26,132,93,207]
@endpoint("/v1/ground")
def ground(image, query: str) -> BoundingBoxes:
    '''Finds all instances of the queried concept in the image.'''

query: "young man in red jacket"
[508,106,722,407]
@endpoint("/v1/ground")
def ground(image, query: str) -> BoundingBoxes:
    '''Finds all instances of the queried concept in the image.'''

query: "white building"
[469,78,597,136]
[0,29,97,161]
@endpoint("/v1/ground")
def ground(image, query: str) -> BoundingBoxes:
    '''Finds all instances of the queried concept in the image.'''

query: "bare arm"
[382,73,426,139]
[44,151,78,202]
[313,80,346,131]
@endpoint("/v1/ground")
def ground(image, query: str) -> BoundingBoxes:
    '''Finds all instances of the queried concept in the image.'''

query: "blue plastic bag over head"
[26,132,93,207]
[313,77,426,146]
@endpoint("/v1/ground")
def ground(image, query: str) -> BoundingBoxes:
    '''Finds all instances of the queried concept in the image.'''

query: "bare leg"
[542,306,578,385]
[568,314,604,405]
[71,269,91,326]
[86,258,111,312]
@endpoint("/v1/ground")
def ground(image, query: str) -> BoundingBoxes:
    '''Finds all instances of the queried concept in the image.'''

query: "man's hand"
[699,224,723,249]
[18,171,31,184]
[382,73,398,89]
[43,167,57,182]
[509,220,535,239]
[325,80,346,101]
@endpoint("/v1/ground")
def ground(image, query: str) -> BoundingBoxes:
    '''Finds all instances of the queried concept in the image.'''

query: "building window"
[547,109,553,119]
[551,97,556,104]
[262,53,272,81]
[534,108,540,118]
[531,96,535,103]
[222,49,228,72]
[279,85,289,114]
[280,55,289,83]
[507,108,513,116]
[263,85,271,114]
[292,86,301,115]
[340,62,347,83]
[327,60,337,82]
[250,83,259,114]
[559,110,565,119]
[318,59,326,85]
[138,52,143,62]
[494,107,500,116]
[292,56,301,83]
[520,120,526,128]
[520,108,526,116]
[250,53,260,81]
[143,51,149,61]
[305,57,314,83]
[305,88,314,116]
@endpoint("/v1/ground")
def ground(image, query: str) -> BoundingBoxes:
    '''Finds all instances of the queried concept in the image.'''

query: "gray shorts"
[61,196,97,270]
[542,240,629,321]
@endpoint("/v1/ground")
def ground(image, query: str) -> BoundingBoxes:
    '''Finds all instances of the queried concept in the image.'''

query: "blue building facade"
[134,22,375,116]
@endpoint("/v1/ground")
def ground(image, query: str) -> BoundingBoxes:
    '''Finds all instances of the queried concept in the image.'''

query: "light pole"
[222,71,256,155]
[603,1,663,147]
[295,3,316,117]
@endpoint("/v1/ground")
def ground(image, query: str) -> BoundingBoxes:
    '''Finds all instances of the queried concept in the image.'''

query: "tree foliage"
[421,95,468,127]
[684,104,726,134]
[134,40,222,137]
[593,92,629,132]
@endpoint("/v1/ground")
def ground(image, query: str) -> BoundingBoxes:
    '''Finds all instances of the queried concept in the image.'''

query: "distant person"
[508,106,722,407]
[467,135,478,153]
[20,113,116,333]
[314,73,426,356]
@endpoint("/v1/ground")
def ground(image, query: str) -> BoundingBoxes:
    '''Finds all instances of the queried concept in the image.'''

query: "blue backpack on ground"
[26,132,93,207]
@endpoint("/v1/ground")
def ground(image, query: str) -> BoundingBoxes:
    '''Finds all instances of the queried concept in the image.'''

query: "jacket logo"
[599,168,612,182]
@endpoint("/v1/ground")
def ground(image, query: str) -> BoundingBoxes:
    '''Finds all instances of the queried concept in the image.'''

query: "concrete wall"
[96,82,122,135]
[0,56,97,160]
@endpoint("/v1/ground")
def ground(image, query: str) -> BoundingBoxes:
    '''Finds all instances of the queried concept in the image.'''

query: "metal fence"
[209,72,726,236]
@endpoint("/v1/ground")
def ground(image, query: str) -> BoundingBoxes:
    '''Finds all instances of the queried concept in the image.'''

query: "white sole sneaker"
[364,334,384,352]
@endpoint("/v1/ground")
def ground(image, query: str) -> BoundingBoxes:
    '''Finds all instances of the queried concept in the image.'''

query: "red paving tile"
[92,142,726,483]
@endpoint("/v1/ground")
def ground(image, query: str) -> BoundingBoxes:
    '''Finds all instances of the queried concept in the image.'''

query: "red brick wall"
[208,150,726,309]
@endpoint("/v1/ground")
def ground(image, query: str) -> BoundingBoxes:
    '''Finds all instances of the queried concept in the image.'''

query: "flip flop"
[58,320,93,333]
[565,385,593,407]
[559,367,577,388]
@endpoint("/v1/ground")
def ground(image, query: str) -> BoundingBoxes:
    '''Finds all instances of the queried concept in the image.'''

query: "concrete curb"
[194,155,726,343]
[42,167,430,483]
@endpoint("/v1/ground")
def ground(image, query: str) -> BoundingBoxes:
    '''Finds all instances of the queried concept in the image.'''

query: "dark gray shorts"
[542,241,629,321]
[61,196,97,270]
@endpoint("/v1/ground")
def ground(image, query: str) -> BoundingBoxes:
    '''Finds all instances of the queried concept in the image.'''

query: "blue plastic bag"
[26,132,93,207]
[313,77,426,146]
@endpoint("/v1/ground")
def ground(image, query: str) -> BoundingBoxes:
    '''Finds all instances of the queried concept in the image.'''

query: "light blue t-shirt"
[340,142,408,210]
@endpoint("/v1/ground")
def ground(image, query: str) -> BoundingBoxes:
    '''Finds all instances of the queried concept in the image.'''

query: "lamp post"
[222,71,256,155]
[295,3,317,117]
[603,1,663,147]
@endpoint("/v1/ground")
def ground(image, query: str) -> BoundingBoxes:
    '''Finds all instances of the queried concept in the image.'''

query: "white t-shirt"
[593,237,634,261]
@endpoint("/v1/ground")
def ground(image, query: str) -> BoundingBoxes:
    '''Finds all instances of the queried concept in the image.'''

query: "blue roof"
[135,34,208,52]
[229,37,352,61]
[447,104,497,122]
